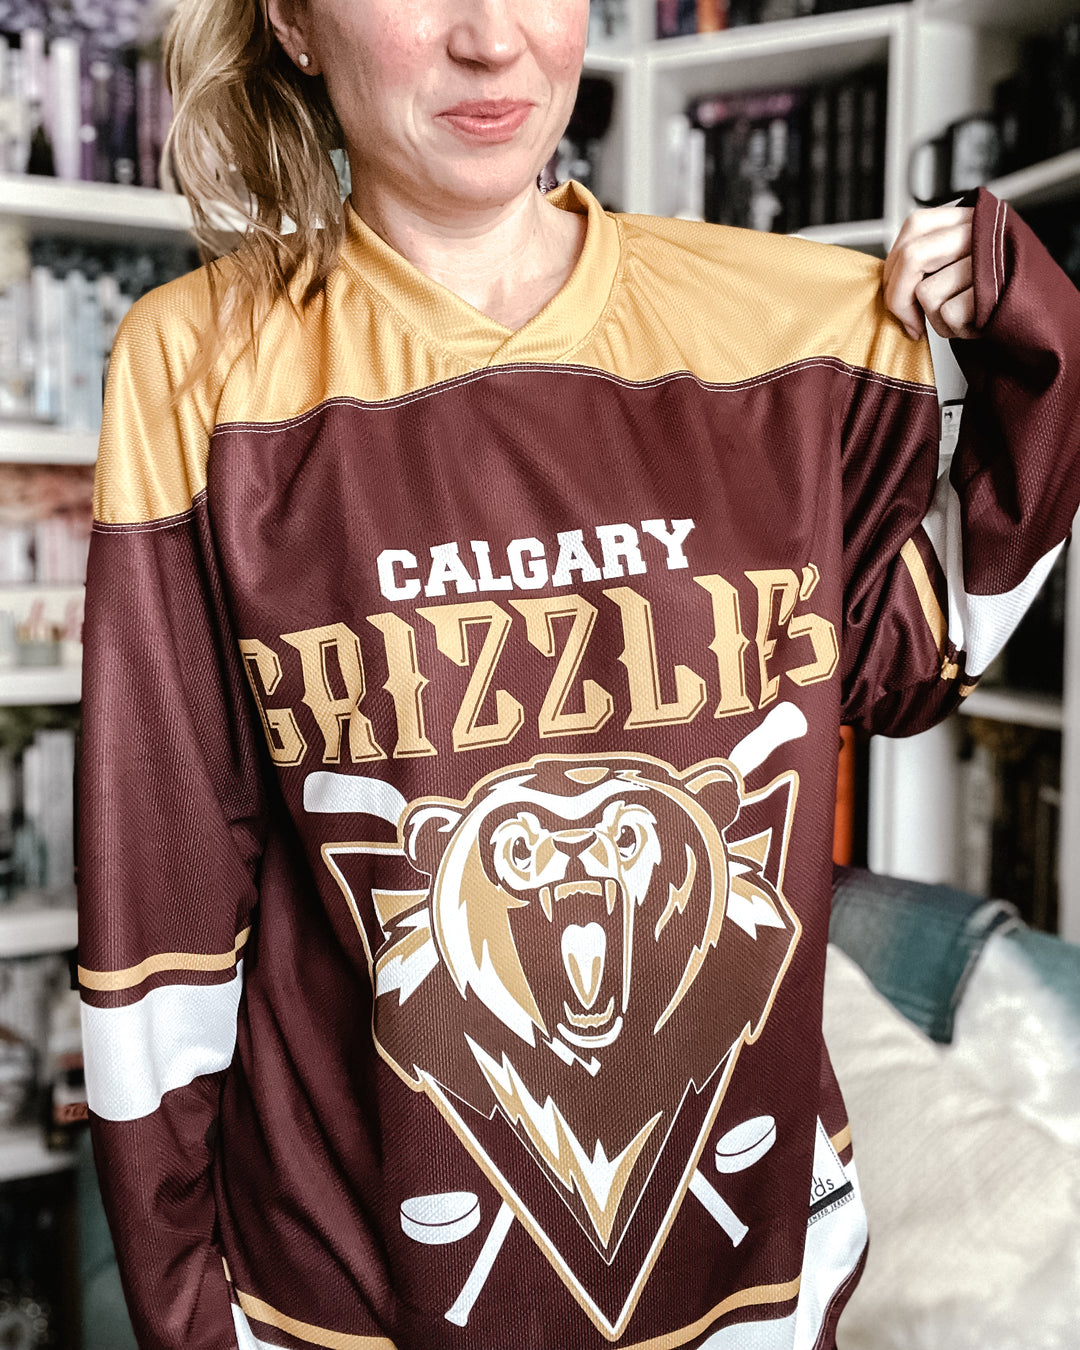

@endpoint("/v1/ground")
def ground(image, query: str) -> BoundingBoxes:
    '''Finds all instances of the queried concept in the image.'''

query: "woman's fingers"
[914,255,976,339]
[883,207,975,341]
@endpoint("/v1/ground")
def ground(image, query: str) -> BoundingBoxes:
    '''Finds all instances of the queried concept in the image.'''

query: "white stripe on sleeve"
[920,473,1063,678]
[231,1303,286,1350]
[81,962,244,1122]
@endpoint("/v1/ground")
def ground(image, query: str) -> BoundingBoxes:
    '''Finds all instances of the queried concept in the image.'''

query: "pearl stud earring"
[298,52,311,68]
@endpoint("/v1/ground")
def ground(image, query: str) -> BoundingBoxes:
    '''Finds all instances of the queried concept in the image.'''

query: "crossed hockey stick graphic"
[415,1111,780,1326]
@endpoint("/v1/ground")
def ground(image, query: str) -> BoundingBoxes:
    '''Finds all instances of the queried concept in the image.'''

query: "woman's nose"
[446,0,528,69]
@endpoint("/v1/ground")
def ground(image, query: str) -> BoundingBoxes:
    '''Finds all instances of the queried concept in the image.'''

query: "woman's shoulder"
[607,211,929,389]
[115,252,256,373]
[616,211,882,299]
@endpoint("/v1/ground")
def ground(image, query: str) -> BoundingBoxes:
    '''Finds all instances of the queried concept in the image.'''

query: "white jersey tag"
[807,1117,854,1228]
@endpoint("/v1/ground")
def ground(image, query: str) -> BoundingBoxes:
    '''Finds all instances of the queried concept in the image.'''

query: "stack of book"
[0,720,76,900]
[0,235,196,431]
[0,26,172,188]
[672,66,886,232]
[994,12,1080,178]
[589,0,631,43]
[956,720,1060,934]
[657,0,909,39]
[0,464,91,673]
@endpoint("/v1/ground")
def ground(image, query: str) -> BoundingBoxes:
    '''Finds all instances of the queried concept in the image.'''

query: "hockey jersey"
[77,182,1080,1350]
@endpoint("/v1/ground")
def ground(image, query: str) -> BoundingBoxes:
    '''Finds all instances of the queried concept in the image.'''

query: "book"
[48,36,81,182]
[801,81,832,228]
[109,48,137,186]
[833,725,856,867]
[856,66,887,222]
[677,0,698,35]
[696,0,727,32]
[960,718,1062,933]
[689,66,886,234]
[831,78,858,225]
[657,0,680,37]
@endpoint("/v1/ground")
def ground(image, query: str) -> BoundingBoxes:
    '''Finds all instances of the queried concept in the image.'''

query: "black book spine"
[727,0,760,24]
[109,49,138,187]
[802,82,832,227]
[831,78,858,224]
[702,122,724,224]
[856,67,886,221]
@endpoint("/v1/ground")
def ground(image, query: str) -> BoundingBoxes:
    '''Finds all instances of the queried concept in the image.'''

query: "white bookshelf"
[0,1125,73,1183]
[0,425,99,464]
[0,665,81,706]
[959,688,1066,733]
[987,147,1080,212]
[0,171,192,242]
[0,893,78,959]
[0,0,1077,952]
[0,894,77,1180]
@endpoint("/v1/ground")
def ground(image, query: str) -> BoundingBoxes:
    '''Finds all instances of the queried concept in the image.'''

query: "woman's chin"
[428,156,550,214]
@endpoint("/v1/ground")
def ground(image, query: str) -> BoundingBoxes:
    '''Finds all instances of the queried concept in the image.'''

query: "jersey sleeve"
[841,187,1080,735]
[77,292,266,1350]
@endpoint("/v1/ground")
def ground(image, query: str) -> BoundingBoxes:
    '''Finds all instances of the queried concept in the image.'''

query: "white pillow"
[823,938,1080,1350]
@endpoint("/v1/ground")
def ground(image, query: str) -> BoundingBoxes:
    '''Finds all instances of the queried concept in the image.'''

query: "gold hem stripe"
[232,1277,802,1350]
[621,1277,802,1350]
[900,538,948,655]
[78,927,251,992]
[830,1124,853,1155]
[236,1290,395,1350]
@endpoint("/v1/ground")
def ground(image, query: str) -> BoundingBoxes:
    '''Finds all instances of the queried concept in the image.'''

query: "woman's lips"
[438,100,534,142]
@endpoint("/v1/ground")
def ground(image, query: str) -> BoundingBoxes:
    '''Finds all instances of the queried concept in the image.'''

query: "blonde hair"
[162,0,346,385]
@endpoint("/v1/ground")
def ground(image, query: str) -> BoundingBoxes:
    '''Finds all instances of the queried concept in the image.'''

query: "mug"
[909,115,1001,206]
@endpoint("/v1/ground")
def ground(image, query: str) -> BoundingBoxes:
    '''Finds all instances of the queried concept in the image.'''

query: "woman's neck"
[348,180,587,332]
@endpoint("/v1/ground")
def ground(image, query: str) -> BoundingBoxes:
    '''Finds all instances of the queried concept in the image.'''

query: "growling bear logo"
[322,753,800,1332]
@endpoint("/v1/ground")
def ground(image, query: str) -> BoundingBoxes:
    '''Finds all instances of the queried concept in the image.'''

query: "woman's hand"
[883,206,978,343]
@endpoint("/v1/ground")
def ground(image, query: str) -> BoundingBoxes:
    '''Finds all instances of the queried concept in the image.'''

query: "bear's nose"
[561,923,606,1009]
[551,829,594,859]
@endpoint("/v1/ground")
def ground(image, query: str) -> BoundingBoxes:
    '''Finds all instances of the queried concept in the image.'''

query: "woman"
[76,2,1080,1349]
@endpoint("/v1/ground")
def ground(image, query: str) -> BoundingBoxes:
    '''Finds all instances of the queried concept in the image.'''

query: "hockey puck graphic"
[714,1115,777,1174]
[400,1192,481,1245]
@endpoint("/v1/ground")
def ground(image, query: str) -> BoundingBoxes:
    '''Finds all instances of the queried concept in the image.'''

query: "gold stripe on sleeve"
[235,1290,396,1350]
[78,926,251,992]
[830,1124,853,1155]
[900,538,949,656]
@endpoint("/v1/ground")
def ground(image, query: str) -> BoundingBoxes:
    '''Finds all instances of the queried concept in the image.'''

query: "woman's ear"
[265,0,321,75]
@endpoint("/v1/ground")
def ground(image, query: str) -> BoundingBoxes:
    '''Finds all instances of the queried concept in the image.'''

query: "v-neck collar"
[340,181,621,369]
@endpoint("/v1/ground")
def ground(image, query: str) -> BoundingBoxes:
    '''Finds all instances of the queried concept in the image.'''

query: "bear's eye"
[511,836,532,867]
[616,824,638,857]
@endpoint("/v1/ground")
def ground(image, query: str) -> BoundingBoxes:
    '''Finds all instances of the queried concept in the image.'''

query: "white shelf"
[0,895,77,958]
[919,0,1079,30]
[0,1126,74,1183]
[0,424,98,465]
[0,665,81,705]
[0,172,193,242]
[987,148,1080,212]
[796,218,890,250]
[649,4,907,67]
[959,687,1065,732]
[583,47,637,75]
[648,7,900,83]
